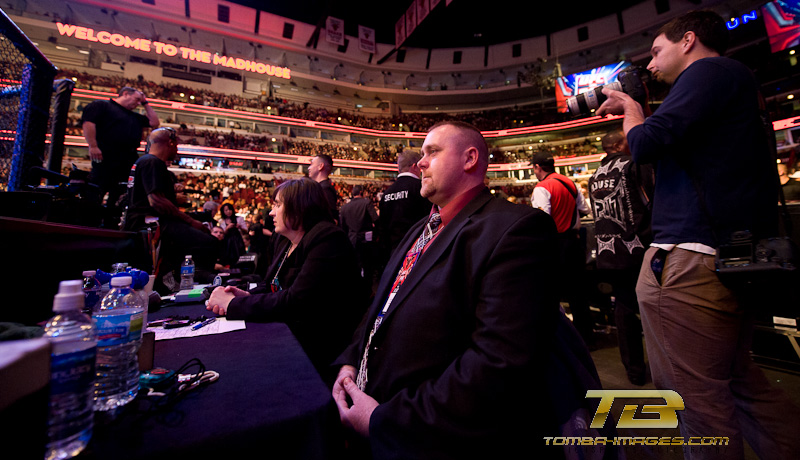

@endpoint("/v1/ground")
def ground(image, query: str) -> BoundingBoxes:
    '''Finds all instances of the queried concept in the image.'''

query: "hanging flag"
[417,0,431,23]
[430,0,442,8]
[326,16,345,46]
[395,16,406,48]
[406,4,417,37]
[358,25,376,53]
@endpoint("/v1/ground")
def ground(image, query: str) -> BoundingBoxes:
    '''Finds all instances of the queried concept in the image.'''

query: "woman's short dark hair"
[220,202,235,217]
[273,178,333,231]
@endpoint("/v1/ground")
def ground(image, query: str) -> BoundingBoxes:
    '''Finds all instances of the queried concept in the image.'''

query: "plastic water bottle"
[93,275,145,411]
[43,280,97,460]
[111,262,128,274]
[82,270,101,316]
[95,269,113,304]
[127,269,152,328]
[180,255,195,290]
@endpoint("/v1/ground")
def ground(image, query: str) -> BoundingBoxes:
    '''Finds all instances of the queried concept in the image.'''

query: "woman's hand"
[205,285,249,315]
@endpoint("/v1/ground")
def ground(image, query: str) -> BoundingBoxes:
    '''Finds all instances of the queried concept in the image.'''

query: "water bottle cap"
[53,279,85,312]
[186,255,193,259]
[95,269,112,285]
[82,270,96,277]
[128,269,150,289]
[110,275,133,287]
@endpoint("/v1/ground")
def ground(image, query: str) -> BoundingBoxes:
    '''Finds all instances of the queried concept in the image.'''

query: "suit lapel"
[373,190,493,335]
[364,218,425,325]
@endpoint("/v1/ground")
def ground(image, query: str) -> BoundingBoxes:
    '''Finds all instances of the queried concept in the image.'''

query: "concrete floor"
[587,325,800,460]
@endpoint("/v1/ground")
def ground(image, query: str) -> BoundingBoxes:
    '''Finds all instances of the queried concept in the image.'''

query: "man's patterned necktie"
[356,211,442,390]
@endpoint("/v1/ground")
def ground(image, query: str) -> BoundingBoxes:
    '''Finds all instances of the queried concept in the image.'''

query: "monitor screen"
[555,62,631,113]
[762,1,800,53]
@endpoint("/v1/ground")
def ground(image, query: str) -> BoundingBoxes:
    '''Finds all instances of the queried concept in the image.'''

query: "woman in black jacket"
[207,178,366,381]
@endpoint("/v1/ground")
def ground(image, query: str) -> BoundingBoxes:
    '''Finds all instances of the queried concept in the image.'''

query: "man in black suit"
[377,150,430,259]
[339,184,379,283]
[333,121,607,459]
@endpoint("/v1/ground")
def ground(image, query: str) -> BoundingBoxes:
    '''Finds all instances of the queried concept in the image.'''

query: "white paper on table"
[146,318,246,341]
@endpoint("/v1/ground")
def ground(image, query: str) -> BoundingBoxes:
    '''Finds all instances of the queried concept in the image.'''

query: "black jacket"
[228,221,366,380]
[335,189,611,459]
[377,174,431,254]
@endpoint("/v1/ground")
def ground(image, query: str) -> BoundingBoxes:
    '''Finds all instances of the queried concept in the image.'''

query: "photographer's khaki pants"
[637,247,799,460]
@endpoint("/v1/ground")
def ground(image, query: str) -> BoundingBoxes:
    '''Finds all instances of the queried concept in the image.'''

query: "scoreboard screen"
[555,62,630,113]
[762,0,800,53]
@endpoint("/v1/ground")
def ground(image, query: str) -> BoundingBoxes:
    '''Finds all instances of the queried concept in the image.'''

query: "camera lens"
[567,81,622,115]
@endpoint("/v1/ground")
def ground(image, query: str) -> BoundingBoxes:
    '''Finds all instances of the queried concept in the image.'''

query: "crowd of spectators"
[174,171,394,219]
[172,128,399,163]
[55,68,572,134]
[176,172,275,220]
[490,140,600,164]
[56,68,609,167]
[170,170,550,227]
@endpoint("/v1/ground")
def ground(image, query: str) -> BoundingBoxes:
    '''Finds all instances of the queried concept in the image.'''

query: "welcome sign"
[56,22,292,79]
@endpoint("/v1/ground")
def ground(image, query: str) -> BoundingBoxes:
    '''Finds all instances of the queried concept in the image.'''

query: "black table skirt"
[82,303,343,459]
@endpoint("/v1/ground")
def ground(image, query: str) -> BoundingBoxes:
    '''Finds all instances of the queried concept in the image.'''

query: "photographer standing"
[597,10,798,459]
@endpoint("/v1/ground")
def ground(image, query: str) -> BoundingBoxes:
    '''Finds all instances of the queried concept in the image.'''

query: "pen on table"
[192,317,216,330]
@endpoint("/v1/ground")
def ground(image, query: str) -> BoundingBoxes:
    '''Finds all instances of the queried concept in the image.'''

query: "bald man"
[333,121,607,459]
[83,86,159,228]
[124,128,218,292]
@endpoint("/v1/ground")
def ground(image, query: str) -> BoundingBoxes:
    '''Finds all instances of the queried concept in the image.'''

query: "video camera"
[715,230,798,285]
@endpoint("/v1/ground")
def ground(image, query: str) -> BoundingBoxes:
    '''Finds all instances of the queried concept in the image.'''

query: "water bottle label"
[130,312,144,341]
[50,347,96,396]
[180,265,195,276]
[95,311,144,346]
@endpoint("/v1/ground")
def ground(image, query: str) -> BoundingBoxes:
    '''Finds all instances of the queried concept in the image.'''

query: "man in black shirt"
[124,127,217,292]
[308,153,339,221]
[588,129,654,385]
[82,86,160,228]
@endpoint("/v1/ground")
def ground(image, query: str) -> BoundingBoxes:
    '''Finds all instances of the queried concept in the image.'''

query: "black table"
[83,303,342,459]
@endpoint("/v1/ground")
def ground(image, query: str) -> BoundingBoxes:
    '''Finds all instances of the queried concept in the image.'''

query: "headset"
[144,126,178,154]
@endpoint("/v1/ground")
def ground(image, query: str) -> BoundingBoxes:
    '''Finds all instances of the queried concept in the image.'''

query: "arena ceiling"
[229,0,647,49]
